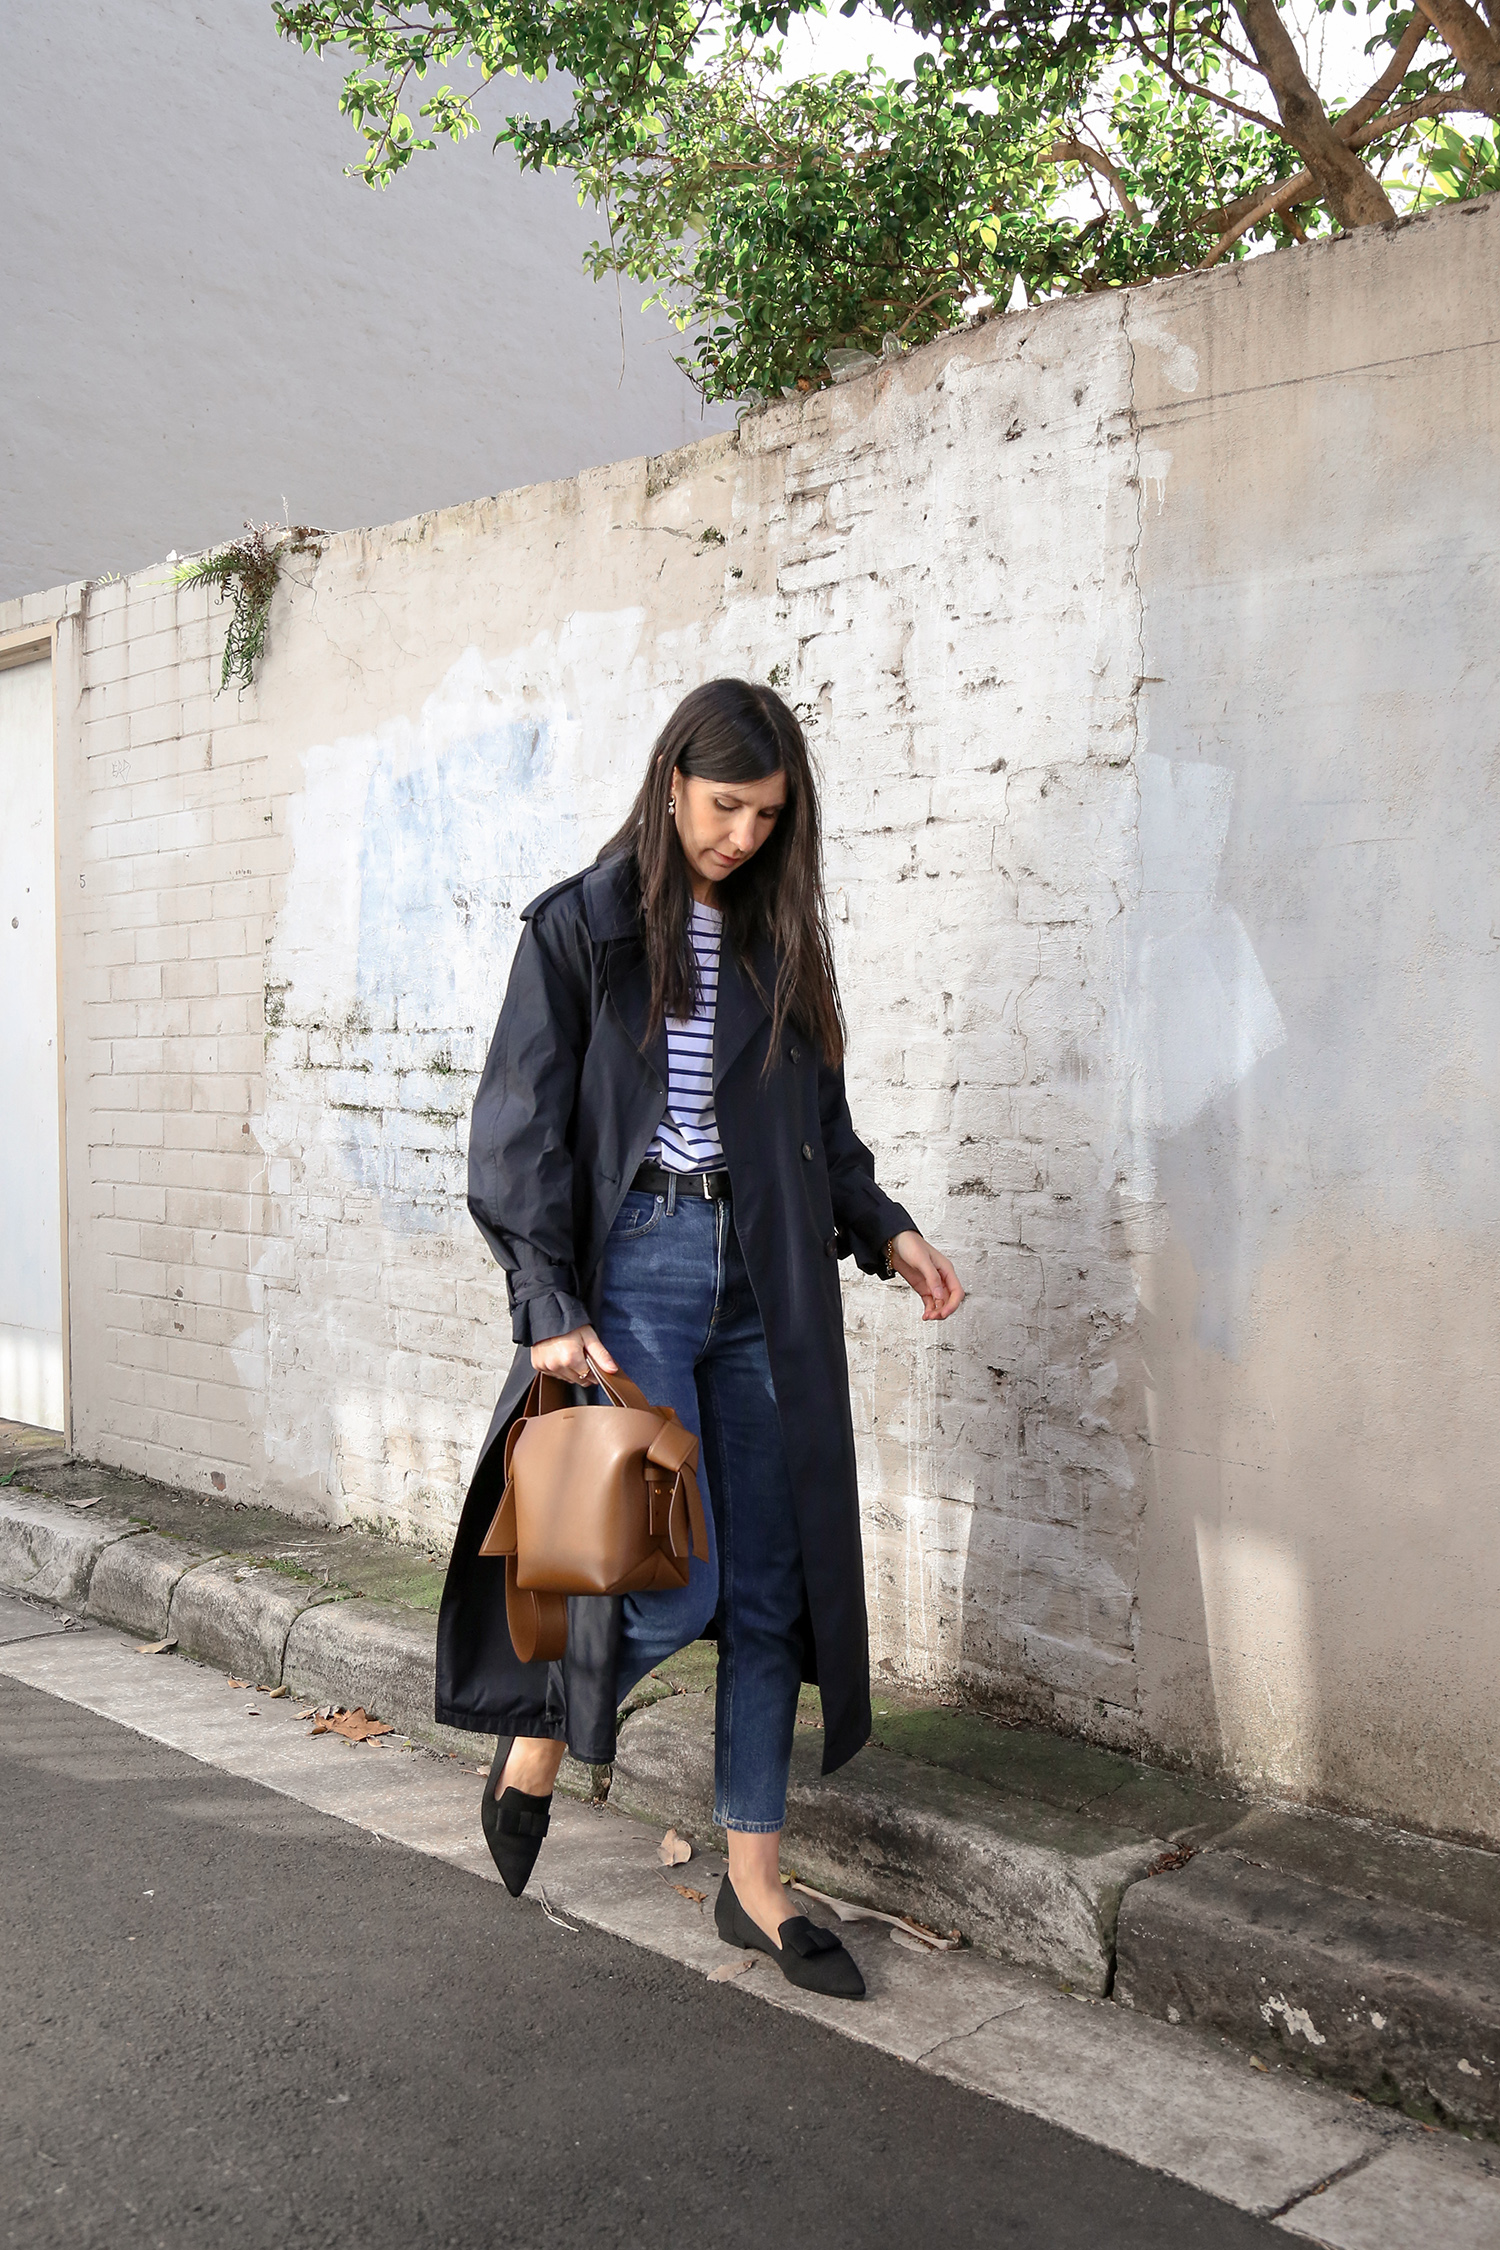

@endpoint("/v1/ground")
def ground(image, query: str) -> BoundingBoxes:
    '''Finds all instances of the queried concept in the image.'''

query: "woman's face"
[673,768,788,899]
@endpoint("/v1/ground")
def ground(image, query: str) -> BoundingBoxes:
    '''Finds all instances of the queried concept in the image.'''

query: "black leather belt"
[631,1160,732,1202]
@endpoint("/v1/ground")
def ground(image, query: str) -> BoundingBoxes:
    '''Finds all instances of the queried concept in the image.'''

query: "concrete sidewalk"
[3,1421,1497,2151]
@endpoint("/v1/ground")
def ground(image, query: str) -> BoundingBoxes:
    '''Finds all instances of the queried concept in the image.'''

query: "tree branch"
[1200,87,1470,264]
[1339,11,1430,134]
[1233,0,1397,223]
[1191,27,1423,241]
[1413,0,1500,114]
[1046,135,1142,220]
[1122,17,1284,132]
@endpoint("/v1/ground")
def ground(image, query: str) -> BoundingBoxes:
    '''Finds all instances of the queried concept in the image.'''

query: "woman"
[436,679,963,2000]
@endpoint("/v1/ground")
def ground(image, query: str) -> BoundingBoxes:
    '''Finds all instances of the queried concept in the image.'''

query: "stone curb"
[87,1530,221,1642]
[166,1558,339,1684]
[610,1693,1164,1993]
[1116,1847,1500,2136]
[281,1594,438,1739]
[0,1489,475,1754]
[0,1489,141,1609]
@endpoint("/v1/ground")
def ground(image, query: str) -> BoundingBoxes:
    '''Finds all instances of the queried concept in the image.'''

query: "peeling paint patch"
[1260,1994,1327,2046]
[1139,449,1173,514]
[1130,317,1201,393]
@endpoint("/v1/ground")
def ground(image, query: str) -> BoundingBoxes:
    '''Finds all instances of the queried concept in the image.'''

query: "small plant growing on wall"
[174,521,325,693]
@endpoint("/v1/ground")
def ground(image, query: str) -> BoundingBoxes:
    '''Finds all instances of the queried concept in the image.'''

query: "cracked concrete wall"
[7,191,1496,1845]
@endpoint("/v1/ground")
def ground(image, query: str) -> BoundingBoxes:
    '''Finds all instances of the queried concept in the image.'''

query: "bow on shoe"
[498,1797,551,1841]
[780,1917,844,1958]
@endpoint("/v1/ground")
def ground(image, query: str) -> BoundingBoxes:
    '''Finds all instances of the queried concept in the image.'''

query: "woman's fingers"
[529,1324,619,1381]
[894,1240,965,1321]
[532,1335,583,1379]
[580,1325,618,1374]
[928,1250,965,1318]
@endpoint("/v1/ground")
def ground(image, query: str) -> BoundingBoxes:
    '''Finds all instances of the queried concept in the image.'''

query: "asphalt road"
[2,1676,1284,2250]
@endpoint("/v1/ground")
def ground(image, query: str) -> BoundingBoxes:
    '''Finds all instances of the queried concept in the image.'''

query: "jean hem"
[715,1812,786,1834]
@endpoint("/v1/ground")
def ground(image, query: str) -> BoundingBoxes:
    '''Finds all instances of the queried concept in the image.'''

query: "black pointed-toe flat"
[479,1736,552,1898]
[714,1874,866,2000]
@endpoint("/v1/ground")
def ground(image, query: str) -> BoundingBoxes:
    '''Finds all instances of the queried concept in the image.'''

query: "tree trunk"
[1415,0,1500,115]
[1234,0,1398,225]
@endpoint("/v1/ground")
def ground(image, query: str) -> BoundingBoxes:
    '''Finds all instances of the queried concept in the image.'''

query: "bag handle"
[581,1350,651,1414]
[582,1351,707,1561]
[505,1558,568,1663]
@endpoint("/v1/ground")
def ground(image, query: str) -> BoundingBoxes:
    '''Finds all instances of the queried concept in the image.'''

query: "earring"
[667,797,677,815]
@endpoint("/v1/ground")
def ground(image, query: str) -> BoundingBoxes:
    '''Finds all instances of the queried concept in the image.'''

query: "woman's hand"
[530,1325,619,1383]
[890,1232,965,1322]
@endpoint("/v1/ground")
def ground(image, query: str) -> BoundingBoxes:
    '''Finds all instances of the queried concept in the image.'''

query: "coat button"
[789,1043,800,1063]
[825,1235,838,1257]
[801,1142,814,1161]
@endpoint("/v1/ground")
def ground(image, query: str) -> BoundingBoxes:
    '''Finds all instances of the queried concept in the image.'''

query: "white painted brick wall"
[10,198,1499,1841]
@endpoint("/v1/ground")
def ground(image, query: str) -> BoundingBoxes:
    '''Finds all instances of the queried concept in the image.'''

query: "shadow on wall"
[1112,751,1292,1788]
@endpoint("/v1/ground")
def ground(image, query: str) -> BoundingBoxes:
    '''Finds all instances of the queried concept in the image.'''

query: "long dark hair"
[597,679,845,1068]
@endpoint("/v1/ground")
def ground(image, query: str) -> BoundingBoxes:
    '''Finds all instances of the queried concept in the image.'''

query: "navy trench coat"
[434,851,916,1776]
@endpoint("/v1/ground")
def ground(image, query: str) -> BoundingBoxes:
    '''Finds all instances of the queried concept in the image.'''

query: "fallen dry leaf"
[789,1878,962,1952]
[658,1828,693,1867]
[136,1636,177,1656]
[256,1683,290,1699]
[1249,2056,1269,2073]
[668,1882,708,1905]
[536,1886,578,1932]
[311,1706,392,1742]
[228,1677,249,1690]
[62,1494,103,1510]
[707,1956,755,1983]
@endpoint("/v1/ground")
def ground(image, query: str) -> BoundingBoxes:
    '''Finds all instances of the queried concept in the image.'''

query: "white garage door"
[0,656,64,1431]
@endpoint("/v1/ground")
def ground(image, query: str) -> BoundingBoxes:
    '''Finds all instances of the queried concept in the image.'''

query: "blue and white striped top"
[646,900,725,1171]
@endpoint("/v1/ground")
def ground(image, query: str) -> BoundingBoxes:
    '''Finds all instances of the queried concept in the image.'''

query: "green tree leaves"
[273,0,1500,401]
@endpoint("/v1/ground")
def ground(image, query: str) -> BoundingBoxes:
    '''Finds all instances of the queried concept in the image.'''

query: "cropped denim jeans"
[593,1187,805,1833]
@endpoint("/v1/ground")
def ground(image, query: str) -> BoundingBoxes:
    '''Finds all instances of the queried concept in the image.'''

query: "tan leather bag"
[477,1354,709,1664]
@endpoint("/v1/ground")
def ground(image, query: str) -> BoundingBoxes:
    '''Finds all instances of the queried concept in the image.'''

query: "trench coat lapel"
[714,933,772,1088]
[604,938,667,1091]
[602,904,769,1095]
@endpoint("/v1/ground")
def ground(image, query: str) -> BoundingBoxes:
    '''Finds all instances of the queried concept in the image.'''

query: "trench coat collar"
[581,857,660,1086]
[581,852,641,943]
[585,852,772,1090]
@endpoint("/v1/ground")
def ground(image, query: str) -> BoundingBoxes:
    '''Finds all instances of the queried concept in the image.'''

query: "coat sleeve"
[818,1060,918,1279]
[467,902,593,1347]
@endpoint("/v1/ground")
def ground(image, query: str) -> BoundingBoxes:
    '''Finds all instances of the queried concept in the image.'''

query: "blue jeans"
[594,1188,805,1833]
